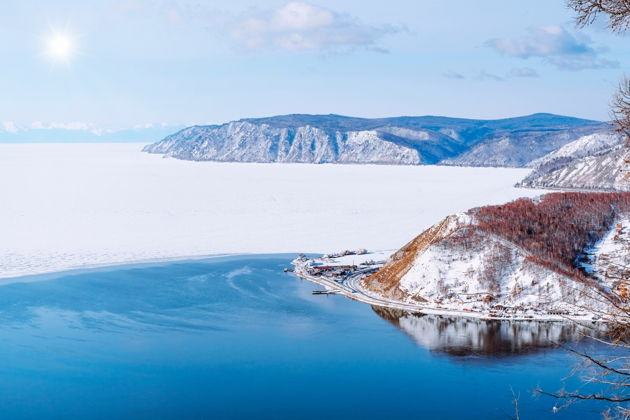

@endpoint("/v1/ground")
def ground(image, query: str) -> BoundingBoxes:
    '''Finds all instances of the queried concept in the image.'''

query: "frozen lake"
[0,143,546,279]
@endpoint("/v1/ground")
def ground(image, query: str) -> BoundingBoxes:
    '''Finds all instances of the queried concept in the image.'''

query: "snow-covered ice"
[0,143,546,280]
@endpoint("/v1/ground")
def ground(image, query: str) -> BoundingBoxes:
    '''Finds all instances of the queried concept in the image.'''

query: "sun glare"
[44,30,76,63]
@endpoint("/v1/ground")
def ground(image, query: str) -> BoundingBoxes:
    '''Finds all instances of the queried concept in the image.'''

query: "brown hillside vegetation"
[364,192,630,299]
[471,192,630,277]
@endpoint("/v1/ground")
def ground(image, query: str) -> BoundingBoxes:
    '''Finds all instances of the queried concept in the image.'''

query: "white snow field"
[0,143,546,280]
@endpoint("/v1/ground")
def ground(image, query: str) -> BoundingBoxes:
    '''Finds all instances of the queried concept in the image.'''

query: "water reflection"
[373,306,600,357]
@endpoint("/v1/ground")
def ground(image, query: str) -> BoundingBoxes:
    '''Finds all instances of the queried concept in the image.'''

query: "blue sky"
[1,0,628,132]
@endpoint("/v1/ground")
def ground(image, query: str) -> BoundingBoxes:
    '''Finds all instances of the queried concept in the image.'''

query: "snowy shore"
[0,143,545,280]
[291,253,605,323]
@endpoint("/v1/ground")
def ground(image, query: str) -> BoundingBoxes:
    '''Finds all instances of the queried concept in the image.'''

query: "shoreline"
[515,184,626,193]
[0,253,299,284]
[0,251,610,324]
[291,260,605,323]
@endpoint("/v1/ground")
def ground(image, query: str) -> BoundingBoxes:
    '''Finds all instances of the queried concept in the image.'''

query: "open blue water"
[0,255,613,419]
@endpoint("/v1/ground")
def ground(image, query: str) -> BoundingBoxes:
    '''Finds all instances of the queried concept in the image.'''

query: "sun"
[44,30,76,63]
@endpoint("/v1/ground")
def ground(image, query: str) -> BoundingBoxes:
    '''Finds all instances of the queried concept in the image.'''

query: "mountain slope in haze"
[143,113,605,166]
[517,132,629,191]
[362,192,630,313]
[0,126,185,143]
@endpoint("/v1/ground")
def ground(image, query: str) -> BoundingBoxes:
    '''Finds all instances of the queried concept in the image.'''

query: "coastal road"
[292,265,591,322]
[293,266,430,313]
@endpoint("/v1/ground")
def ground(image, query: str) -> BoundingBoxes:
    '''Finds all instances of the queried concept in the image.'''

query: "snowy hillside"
[439,129,599,167]
[516,131,629,191]
[518,146,629,191]
[526,131,623,168]
[144,122,421,164]
[362,193,630,315]
[144,113,605,166]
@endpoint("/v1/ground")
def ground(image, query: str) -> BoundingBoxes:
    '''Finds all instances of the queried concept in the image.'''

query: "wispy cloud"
[509,67,540,78]
[475,71,504,81]
[485,25,619,71]
[0,121,180,135]
[447,67,541,81]
[1,121,18,133]
[133,122,171,129]
[486,26,591,58]
[30,121,110,135]
[230,2,401,53]
[1,121,101,134]
[33,121,88,130]
[443,71,465,80]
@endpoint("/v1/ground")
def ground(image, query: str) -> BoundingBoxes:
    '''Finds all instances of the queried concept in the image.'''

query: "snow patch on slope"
[594,213,630,288]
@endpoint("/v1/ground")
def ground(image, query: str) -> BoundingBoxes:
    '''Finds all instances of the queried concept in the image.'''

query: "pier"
[312,290,339,295]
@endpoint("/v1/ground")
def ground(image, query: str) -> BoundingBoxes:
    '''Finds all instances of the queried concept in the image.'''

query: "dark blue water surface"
[0,255,613,419]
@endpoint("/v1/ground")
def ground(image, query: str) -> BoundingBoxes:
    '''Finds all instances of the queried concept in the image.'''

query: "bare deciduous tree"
[535,218,630,418]
[534,7,630,417]
[568,2,629,170]
[568,0,630,32]
[612,77,630,143]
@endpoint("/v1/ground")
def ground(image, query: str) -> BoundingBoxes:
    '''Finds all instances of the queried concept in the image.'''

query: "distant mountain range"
[143,113,607,167]
[0,125,185,143]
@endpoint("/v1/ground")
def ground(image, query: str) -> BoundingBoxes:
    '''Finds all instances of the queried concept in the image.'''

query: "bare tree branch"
[611,77,630,144]
[568,0,630,32]
[538,389,630,403]
[535,3,630,419]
